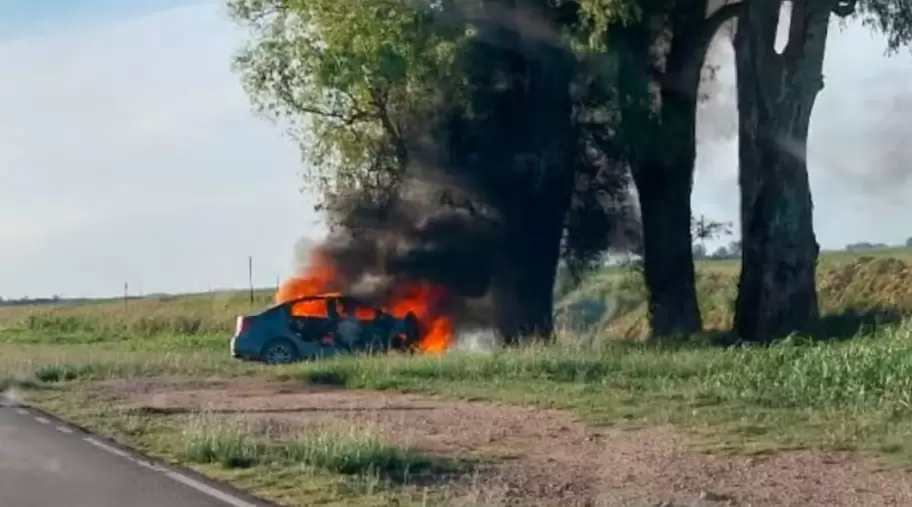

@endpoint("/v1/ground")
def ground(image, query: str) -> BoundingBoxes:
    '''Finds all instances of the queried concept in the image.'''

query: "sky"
[0,1,910,299]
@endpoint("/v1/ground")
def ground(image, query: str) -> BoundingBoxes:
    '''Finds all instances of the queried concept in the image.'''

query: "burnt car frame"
[230,294,422,364]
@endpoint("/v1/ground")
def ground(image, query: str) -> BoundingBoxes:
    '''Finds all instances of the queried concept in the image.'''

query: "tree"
[846,241,889,251]
[583,0,742,337]
[691,213,733,255]
[229,0,464,210]
[731,0,912,341]
[420,0,583,343]
[711,246,730,258]
[229,0,639,343]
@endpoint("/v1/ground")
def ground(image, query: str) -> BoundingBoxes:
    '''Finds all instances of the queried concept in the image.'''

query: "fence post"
[248,256,254,304]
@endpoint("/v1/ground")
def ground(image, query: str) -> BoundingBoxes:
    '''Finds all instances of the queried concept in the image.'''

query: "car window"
[335,299,378,320]
[290,298,327,317]
[353,305,378,320]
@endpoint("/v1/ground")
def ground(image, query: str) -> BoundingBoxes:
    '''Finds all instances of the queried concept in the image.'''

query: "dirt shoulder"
[81,376,912,507]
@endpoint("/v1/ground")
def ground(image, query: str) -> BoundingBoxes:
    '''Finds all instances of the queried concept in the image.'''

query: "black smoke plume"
[292,1,641,339]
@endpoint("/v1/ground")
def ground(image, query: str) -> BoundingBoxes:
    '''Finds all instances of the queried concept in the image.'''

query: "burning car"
[230,294,422,364]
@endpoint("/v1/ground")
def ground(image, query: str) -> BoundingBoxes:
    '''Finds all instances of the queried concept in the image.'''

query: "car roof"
[273,294,384,312]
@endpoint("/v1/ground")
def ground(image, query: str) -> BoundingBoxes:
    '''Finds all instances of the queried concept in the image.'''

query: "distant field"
[3,247,912,506]
[3,246,910,342]
[559,246,912,340]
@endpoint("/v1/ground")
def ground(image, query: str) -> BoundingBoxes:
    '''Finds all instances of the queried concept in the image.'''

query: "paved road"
[0,401,271,507]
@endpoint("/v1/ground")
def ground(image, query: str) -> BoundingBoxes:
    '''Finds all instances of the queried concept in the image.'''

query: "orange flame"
[275,250,339,318]
[275,249,453,354]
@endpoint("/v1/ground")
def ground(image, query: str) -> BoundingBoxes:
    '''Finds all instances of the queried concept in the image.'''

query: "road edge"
[2,394,278,507]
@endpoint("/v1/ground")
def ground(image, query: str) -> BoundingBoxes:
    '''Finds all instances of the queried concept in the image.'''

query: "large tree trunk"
[732,1,829,341]
[635,158,703,336]
[434,0,577,345]
[628,2,742,338]
[493,196,570,344]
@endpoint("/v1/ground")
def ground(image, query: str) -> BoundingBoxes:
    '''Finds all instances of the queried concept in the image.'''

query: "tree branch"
[370,87,409,171]
[694,1,745,65]
[275,83,374,126]
[666,1,744,94]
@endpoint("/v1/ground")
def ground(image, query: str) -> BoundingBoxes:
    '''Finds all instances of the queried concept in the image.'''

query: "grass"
[25,389,465,507]
[180,414,453,480]
[5,247,912,504]
[558,250,912,339]
[0,289,273,347]
[279,323,912,457]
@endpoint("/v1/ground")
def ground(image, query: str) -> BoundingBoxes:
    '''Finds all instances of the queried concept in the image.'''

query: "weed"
[279,426,442,480]
[182,417,263,468]
[180,414,448,481]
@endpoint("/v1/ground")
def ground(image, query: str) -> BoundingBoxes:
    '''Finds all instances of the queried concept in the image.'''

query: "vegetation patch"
[289,320,912,457]
[7,252,912,504]
[556,255,912,340]
[180,414,458,481]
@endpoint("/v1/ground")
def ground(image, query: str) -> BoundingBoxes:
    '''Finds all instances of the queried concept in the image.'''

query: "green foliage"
[181,414,453,479]
[229,0,469,202]
[856,0,912,53]
[295,325,912,415]
[573,0,647,51]
[231,0,650,279]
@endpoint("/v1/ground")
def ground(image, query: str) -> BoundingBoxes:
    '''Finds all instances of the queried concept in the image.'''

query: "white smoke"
[1,385,22,406]
[453,328,499,353]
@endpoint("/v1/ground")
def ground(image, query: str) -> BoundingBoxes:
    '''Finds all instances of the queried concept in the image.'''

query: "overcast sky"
[1,1,910,299]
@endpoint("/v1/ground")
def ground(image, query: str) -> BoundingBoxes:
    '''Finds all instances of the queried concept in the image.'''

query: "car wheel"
[261,338,298,365]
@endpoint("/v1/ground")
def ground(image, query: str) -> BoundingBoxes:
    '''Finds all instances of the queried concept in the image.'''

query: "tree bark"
[635,158,703,336]
[732,0,829,341]
[493,196,570,344]
[433,0,577,345]
[629,1,742,338]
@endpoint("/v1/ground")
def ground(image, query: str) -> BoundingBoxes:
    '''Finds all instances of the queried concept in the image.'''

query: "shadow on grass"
[676,306,906,348]
[129,405,436,416]
[370,454,477,488]
[305,371,347,386]
[0,377,42,390]
[182,425,476,487]
[810,307,905,340]
[32,364,98,383]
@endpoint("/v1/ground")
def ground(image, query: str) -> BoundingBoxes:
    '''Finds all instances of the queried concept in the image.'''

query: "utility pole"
[248,256,254,304]
[123,282,128,311]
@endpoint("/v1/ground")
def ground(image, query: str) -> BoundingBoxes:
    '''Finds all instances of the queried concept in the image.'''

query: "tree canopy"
[229,0,641,282]
[229,0,471,217]
[229,0,912,342]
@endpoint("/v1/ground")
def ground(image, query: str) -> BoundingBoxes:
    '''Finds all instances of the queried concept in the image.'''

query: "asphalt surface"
[0,401,270,507]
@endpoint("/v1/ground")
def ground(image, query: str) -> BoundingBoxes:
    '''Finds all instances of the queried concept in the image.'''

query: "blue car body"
[230,295,421,364]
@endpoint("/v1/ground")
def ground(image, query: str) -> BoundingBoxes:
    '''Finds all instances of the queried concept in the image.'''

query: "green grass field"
[4,247,912,505]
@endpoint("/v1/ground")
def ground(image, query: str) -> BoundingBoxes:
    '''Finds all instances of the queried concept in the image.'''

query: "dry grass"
[557,250,912,340]
[5,248,912,347]
[0,290,273,342]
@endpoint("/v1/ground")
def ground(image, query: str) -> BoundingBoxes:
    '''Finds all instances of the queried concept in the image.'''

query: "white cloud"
[0,3,325,298]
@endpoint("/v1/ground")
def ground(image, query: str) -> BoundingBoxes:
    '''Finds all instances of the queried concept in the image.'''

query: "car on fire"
[230,294,422,364]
